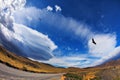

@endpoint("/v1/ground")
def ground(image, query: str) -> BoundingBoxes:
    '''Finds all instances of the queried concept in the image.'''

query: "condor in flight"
[92,38,96,45]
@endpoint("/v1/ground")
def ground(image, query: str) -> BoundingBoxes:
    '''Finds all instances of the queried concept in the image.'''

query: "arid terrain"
[0,46,65,80]
[0,63,63,80]
[62,61,120,80]
[1,45,120,80]
[0,46,65,73]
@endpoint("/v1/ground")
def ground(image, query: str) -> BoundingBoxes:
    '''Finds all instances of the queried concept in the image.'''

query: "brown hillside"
[2,45,120,80]
[99,59,120,67]
[0,45,64,73]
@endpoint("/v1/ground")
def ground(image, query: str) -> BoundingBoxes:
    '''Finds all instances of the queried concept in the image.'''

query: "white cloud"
[44,43,120,68]
[55,5,62,12]
[0,22,57,60]
[43,55,89,67]
[85,34,120,67]
[0,0,26,31]
[13,7,93,40]
[37,11,93,40]
[13,7,42,25]
[0,0,57,60]
[46,6,53,11]
[89,46,120,67]
[88,34,116,57]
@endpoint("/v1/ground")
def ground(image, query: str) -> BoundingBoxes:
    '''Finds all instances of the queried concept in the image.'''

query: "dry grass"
[0,46,64,73]
[63,66,120,80]
[1,45,120,80]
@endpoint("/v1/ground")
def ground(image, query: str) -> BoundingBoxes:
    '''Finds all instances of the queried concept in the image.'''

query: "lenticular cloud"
[0,0,57,60]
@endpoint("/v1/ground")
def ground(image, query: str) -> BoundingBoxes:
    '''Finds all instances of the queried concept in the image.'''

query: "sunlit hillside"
[0,46,64,73]
[63,61,120,80]
[1,45,120,80]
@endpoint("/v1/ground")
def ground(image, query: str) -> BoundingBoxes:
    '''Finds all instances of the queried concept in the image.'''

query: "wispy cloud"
[13,6,93,40]
[44,42,120,68]
[43,55,89,67]
[37,8,119,67]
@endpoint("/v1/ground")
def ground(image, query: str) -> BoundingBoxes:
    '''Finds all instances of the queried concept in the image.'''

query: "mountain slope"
[63,59,120,80]
[2,44,120,80]
[0,45,64,73]
[99,59,120,67]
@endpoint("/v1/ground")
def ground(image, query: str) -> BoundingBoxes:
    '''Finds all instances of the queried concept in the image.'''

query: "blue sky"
[1,0,120,68]
[25,0,120,49]
[25,1,120,51]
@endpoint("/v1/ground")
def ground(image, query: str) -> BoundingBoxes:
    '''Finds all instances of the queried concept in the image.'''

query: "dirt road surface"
[0,63,63,80]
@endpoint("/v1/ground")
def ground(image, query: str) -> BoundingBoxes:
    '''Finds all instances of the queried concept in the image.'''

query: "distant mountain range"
[99,59,120,67]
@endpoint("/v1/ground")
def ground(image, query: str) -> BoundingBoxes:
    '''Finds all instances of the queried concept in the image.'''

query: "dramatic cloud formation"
[12,3,120,67]
[1,0,120,68]
[0,0,57,60]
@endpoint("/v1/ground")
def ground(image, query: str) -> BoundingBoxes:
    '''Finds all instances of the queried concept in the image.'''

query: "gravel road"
[0,63,63,80]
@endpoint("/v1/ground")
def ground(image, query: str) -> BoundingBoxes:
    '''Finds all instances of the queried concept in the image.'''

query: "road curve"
[0,63,63,80]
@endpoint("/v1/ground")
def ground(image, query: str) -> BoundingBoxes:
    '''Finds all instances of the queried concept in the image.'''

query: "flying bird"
[92,38,96,45]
